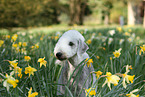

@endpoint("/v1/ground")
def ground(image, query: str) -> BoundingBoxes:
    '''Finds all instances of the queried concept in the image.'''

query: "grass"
[0,25,145,97]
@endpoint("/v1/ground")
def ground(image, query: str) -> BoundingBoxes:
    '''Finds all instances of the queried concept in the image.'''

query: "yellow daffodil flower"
[124,32,131,36]
[14,66,22,78]
[113,48,122,58]
[35,43,39,49]
[126,89,139,97]
[86,39,91,45]
[38,57,47,68]
[102,47,106,50]
[28,87,38,97]
[85,88,96,97]
[21,48,27,55]
[85,58,93,67]
[119,39,125,45]
[24,56,31,61]
[0,40,4,47]
[25,65,37,77]
[122,74,135,88]
[94,71,102,79]
[31,46,35,49]
[31,43,39,50]
[110,57,112,60]
[139,45,145,55]
[18,42,22,46]
[8,60,18,69]
[117,27,122,32]
[122,65,135,88]
[128,29,132,32]
[11,34,18,42]
[22,42,27,47]
[96,56,100,59]
[3,71,19,91]
[12,43,18,48]
[55,36,59,40]
[5,35,10,39]
[40,36,43,40]
[102,72,120,90]
[125,65,132,74]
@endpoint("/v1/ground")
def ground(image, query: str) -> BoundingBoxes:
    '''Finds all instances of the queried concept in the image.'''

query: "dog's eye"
[69,42,74,46]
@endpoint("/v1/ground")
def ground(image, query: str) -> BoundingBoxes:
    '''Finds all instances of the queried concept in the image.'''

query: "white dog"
[54,30,96,97]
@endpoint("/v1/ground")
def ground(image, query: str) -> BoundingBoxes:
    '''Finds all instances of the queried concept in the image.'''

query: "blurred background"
[0,0,145,28]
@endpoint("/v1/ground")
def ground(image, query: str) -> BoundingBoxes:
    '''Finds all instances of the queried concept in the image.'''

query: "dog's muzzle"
[56,52,66,61]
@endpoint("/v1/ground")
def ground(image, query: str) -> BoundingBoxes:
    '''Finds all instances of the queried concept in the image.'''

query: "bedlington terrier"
[54,30,96,97]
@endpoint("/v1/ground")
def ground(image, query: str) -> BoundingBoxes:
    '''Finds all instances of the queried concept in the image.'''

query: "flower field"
[0,26,145,97]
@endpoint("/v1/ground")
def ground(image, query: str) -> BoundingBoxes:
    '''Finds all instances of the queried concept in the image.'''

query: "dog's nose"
[56,52,62,58]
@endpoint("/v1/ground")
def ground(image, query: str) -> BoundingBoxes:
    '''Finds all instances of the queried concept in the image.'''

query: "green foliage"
[0,26,145,96]
[0,0,60,27]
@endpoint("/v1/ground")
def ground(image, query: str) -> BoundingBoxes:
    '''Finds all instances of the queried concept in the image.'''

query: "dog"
[54,30,96,97]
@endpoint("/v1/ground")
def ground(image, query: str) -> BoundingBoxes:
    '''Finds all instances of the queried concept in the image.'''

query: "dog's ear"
[77,39,89,56]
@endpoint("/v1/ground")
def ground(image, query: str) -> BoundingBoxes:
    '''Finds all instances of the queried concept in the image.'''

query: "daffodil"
[25,65,37,77]
[35,43,39,49]
[5,35,10,39]
[96,56,100,59]
[126,89,139,97]
[128,37,133,43]
[117,27,122,32]
[119,39,124,45]
[139,45,145,55]
[102,47,106,50]
[85,58,93,67]
[86,39,91,45]
[124,32,130,36]
[31,43,39,50]
[24,56,31,61]
[85,88,96,97]
[109,30,115,36]
[128,29,132,32]
[113,48,122,58]
[40,36,43,40]
[15,66,22,78]
[18,42,22,46]
[125,65,132,74]
[0,40,4,47]
[8,60,18,69]
[11,34,18,42]
[12,43,18,48]
[122,65,135,88]
[122,74,135,88]
[3,71,19,91]
[110,57,112,60]
[108,38,113,45]
[22,42,27,47]
[28,87,38,97]
[38,57,47,68]
[94,71,102,79]
[102,72,120,90]
[55,36,59,40]
[21,48,27,55]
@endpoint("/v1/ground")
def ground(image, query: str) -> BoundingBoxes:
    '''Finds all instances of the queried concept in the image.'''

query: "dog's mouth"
[57,57,67,61]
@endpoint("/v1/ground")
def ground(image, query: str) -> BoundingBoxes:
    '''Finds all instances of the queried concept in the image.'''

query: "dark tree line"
[0,0,144,27]
[0,0,60,27]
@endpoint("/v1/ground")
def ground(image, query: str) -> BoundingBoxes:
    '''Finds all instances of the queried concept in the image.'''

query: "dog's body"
[54,30,96,97]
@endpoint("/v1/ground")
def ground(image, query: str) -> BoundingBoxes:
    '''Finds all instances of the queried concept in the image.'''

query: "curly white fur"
[54,30,96,97]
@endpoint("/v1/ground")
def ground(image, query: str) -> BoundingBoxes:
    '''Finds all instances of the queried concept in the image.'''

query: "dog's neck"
[67,52,89,80]
[67,52,89,67]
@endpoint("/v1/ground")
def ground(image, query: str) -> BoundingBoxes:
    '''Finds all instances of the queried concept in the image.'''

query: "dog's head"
[54,30,89,61]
